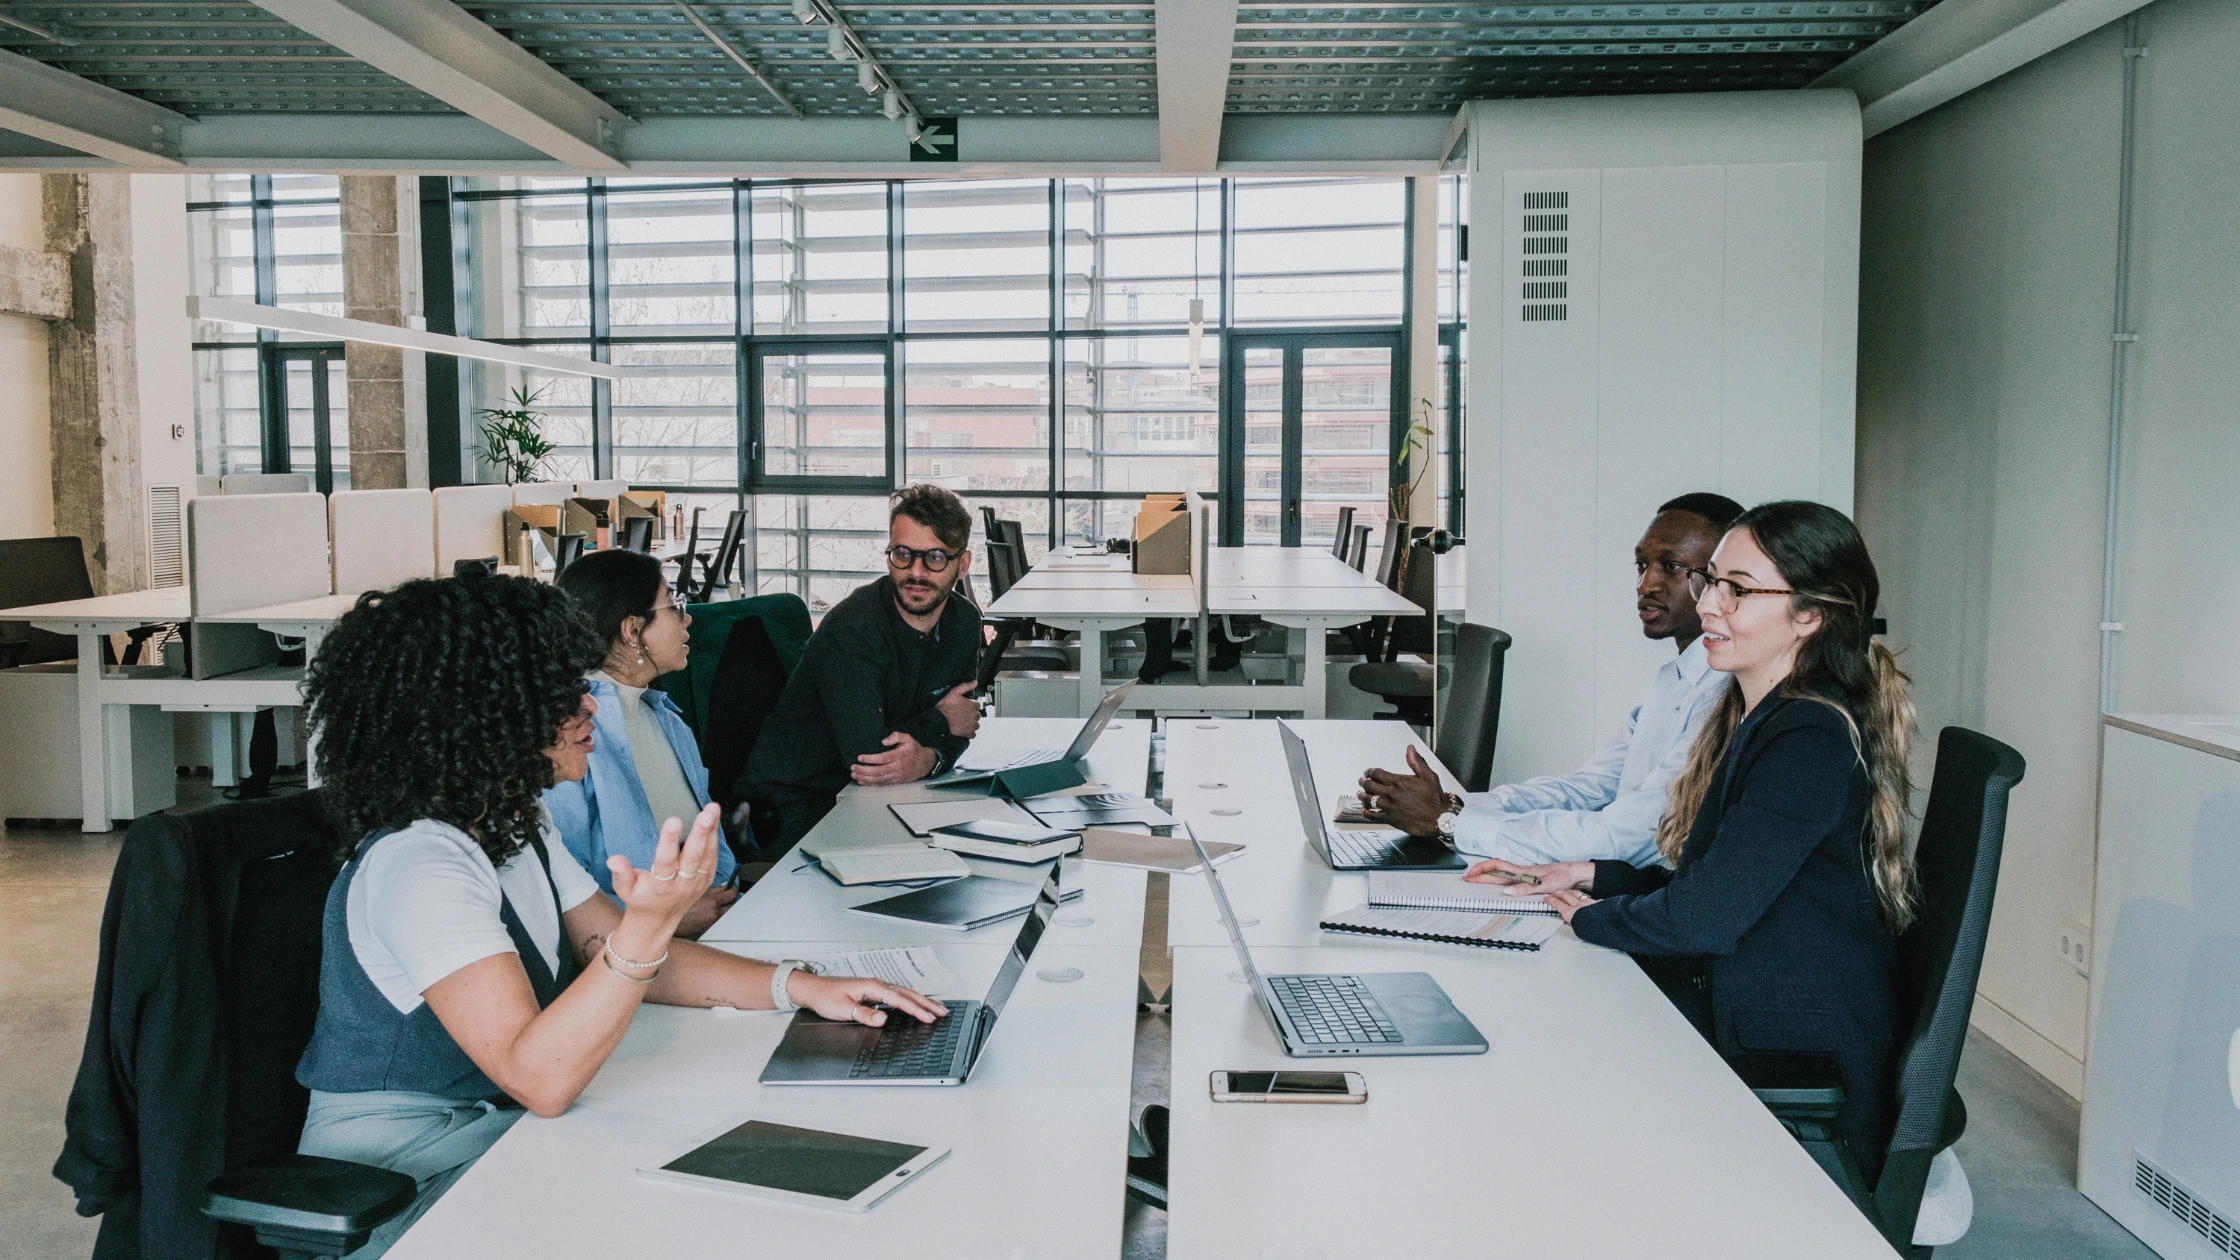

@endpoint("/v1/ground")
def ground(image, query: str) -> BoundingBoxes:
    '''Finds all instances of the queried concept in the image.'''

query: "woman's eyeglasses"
[649,590,688,616]
[885,544,957,573]
[1684,567,1793,611]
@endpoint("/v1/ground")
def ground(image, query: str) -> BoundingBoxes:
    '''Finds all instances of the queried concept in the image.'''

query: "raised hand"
[936,680,982,738]
[1357,745,1448,837]
[608,803,721,931]
[792,974,950,1026]
[851,731,937,785]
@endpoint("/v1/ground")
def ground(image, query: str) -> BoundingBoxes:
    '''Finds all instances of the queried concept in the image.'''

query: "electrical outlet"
[2057,920,2092,977]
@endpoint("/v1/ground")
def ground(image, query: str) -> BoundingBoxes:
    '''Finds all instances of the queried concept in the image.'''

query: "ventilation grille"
[147,484,184,588]
[1519,189,1571,323]
[2137,1151,2240,1258]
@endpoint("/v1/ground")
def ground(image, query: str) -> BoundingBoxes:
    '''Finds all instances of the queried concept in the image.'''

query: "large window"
[442,174,1419,609]
[186,174,349,487]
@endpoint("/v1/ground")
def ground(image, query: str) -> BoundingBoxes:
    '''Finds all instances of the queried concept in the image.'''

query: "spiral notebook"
[1319,906,1561,951]
[1367,871,1558,917]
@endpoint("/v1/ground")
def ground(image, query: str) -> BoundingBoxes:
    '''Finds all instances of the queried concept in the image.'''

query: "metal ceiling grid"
[0,1,451,112]
[462,3,1162,116]
[1227,1,1938,112]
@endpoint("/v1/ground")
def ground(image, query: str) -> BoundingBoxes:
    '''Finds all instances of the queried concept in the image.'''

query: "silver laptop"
[1191,831,1485,1058]
[1280,720,1466,871]
[759,862,1059,1086]
[929,679,1137,785]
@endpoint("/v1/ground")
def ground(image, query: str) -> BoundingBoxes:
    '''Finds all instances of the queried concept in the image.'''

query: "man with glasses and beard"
[1355,492,1745,869]
[742,484,985,851]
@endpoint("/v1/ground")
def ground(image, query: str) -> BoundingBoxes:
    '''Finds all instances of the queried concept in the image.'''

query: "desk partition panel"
[434,484,516,574]
[188,492,333,678]
[510,482,577,507]
[220,473,313,495]
[331,488,435,597]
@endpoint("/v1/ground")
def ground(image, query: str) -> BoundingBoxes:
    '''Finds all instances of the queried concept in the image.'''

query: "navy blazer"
[1570,689,1901,1180]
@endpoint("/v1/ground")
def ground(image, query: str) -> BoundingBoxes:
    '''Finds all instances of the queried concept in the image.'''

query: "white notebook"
[799,839,970,887]
[1320,906,1561,951]
[1367,870,1557,917]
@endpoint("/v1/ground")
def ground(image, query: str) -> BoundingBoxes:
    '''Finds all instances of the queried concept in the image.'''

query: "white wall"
[0,173,53,540]
[1856,0,2240,1097]
[1465,91,1862,783]
[130,175,196,502]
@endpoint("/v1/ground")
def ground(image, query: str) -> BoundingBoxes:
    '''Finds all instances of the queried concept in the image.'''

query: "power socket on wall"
[2058,920,2093,977]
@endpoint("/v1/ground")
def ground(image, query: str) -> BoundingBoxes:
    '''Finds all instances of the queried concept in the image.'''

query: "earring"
[636,649,648,666]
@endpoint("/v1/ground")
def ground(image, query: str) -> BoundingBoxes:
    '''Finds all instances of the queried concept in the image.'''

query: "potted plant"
[1391,396,1436,521]
[478,385,556,485]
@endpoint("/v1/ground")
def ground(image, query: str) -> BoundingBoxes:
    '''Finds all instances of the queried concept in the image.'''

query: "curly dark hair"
[891,482,973,552]
[302,573,604,866]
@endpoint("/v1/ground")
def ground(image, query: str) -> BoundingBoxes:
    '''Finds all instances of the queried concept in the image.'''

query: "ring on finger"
[678,867,705,879]
[652,870,677,881]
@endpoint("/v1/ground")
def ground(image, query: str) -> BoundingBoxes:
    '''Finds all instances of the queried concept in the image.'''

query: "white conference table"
[389,939,1142,1260]
[987,546,1424,718]
[196,591,359,658]
[1163,942,1898,1259]
[702,718,1153,952]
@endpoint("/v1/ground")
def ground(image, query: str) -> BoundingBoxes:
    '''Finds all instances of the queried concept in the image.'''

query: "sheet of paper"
[802,946,967,999]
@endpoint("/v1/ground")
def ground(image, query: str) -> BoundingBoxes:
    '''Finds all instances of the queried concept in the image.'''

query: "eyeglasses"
[650,590,687,616]
[885,544,957,573]
[1685,567,1794,611]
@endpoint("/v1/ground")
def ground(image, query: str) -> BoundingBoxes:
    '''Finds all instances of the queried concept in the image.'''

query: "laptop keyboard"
[1270,976,1403,1045]
[1327,830,1411,867]
[849,1004,972,1078]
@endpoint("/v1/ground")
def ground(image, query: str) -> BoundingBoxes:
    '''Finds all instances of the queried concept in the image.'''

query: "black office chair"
[1427,623,1512,792]
[1350,529,1441,722]
[552,532,587,578]
[980,505,1003,549]
[451,557,499,580]
[1327,505,1356,559]
[979,541,1070,686]
[1738,727,2025,1255]
[0,536,166,668]
[1344,523,1371,572]
[688,510,747,603]
[618,515,654,554]
[55,792,415,1260]
[674,507,707,594]
[702,615,788,861]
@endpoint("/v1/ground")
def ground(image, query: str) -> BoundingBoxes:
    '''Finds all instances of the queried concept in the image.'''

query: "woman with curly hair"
[1468,500,1915,1183]
[292,573,945,1256]
[547,548,739,937]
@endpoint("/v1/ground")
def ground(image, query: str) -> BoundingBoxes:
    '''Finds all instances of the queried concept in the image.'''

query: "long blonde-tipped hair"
[1656,502,1920,932]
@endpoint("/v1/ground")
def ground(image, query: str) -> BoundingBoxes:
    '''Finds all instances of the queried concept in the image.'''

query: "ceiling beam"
[1155,0,1238,172]
[0,47,189,167]
[247,0,631,169]
[187,296,640,379]
[1816,0,2155,138]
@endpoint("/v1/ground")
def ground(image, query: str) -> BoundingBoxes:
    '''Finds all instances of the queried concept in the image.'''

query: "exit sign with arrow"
[909,117,958,162]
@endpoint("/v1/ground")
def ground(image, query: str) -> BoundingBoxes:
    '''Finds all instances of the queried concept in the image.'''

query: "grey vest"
[296,827,579,1101]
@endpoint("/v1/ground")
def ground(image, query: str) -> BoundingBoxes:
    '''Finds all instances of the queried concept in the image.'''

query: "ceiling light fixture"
[857,61,879,93]
[901,114,924,144]
[827,24,852,60]
[882,88,902,120]
[790,0,818,23]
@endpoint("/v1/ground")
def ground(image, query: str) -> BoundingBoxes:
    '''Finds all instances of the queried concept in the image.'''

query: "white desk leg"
[76,632,108,833]
[211,713,238,787]
[1078,626,1104,718]
[1301,621,1328,719]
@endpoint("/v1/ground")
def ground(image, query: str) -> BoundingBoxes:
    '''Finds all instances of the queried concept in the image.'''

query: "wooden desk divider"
[1133,493,1192,575]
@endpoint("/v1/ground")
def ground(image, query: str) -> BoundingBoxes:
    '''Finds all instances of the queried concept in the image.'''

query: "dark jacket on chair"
[54,793,342,1260]
[1569,690,1902,1182]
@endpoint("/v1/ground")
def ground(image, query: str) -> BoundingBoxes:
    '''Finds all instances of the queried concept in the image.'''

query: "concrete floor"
[0,800,2161,1259]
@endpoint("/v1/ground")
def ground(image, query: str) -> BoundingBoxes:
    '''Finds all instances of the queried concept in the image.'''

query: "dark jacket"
[742,575,980,844]
[1570,690,1901,1180]
[56,792,341,1260]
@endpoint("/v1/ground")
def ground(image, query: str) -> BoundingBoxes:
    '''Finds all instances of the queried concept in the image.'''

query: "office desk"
[1162,719,1463,951]
[703,718,1152,950]
[18,588,193,831]
[986,579,1199,717]
[389,940,1140,1260]
[1163,942,1898,1260]
[196,592,358,658]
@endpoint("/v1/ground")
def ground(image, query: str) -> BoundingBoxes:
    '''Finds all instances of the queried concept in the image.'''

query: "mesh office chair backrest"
[1371,519,1409,589]
[0,536,97,664]
[997,519,1026,562]
[696,510,747,602]
[986,540,1023,600]
[981,506,1002,547]
[1433,624,1513,793]
[619,516,654,553]
[553,533,587,577]
[1328,506,1356,558]
[1345,524,1372,572]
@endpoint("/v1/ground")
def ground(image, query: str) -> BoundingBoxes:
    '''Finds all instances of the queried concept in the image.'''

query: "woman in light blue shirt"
[548,549,741,937]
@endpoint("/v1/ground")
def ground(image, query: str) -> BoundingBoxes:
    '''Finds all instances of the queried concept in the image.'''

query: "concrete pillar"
[43,174,146,594]
[340,176,427,489]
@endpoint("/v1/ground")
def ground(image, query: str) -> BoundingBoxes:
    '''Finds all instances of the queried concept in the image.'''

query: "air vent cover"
[2137,1150,2240,1258]
[1519,190,1570,323]
[147,484,184,588]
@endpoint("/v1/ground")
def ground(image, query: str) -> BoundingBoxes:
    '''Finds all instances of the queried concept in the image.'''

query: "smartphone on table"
[1208,1070,1367,1104]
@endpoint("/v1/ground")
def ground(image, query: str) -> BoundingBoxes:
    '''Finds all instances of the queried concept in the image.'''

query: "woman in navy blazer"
[546,549,742,938]
[1473,501,1918,1182]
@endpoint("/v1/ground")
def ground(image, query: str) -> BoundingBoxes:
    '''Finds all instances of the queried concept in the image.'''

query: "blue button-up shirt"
[1451,635,1730,868]
[545,674,735,896]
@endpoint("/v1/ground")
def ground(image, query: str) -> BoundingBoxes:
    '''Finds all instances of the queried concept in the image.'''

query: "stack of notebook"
[1319,871,1561,951]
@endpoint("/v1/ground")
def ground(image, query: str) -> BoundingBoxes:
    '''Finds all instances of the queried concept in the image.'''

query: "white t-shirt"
[346,817,603,1014]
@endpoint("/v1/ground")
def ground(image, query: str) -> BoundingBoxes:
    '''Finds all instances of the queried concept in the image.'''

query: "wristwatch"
[769,958,825,1012]
[1434,793,1465,840]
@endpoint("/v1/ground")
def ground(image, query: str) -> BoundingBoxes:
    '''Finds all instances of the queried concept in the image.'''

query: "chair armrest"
[1734,1052,1848,1120]
[203,1153,416,1258]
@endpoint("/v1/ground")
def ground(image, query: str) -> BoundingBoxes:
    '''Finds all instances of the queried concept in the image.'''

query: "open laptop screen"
[1059,679,1137,762]
[1276,720,1335,859]
[976,861,1061,1027]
